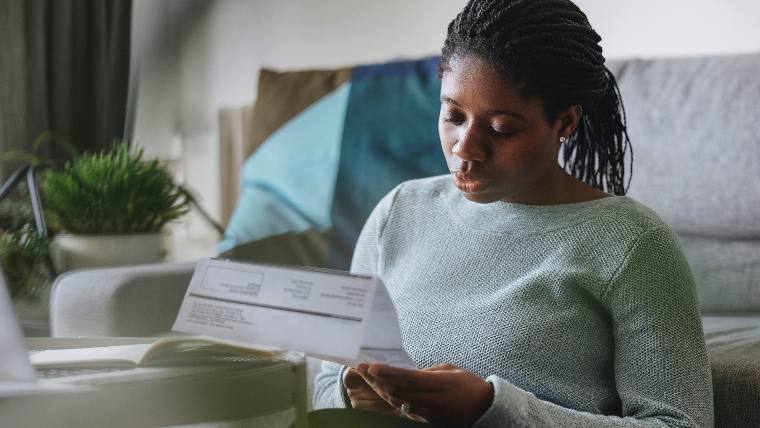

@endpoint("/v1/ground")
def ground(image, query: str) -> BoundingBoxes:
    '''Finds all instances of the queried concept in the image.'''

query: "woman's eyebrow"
[485,108,525,121]
[440,95,458,105]
[440,95,525,121]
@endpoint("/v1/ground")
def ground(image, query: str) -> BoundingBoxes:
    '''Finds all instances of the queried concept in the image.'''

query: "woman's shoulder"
[590,196,687,277]
[600,195,675,237]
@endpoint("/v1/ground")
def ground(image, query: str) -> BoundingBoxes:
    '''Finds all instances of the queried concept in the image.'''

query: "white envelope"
[172,258,415,368]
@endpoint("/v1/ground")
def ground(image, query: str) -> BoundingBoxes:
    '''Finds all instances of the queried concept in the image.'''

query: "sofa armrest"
[50,262,195,337]
[712,358,760,427]
[702,314,760,427]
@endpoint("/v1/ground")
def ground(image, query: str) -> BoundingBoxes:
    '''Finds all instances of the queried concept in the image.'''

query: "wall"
[129,0,760,259]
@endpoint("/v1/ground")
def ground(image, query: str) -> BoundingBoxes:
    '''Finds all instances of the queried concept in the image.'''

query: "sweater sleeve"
[311,184,402,410]
[312,361,351,409]
[473,224,714,427]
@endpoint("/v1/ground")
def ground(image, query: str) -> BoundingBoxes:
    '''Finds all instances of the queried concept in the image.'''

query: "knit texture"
[313,175,714,427]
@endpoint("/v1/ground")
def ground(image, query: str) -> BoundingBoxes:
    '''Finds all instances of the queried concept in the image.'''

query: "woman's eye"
[491,128,517,138]
[443,116,464,125]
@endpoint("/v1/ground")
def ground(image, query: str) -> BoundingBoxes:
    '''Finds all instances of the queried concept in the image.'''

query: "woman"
[314,0,713,426]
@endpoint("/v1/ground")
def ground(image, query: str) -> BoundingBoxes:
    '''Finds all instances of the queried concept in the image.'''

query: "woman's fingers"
[355,364,382,387]
[342,367,368,389]
[350,397,398,413]
[354,365,400,404]
[350,363,492,427]
[365,376,438,404]
[403,402,434,423]
[366,364,440,392]
[344,366,400,414]
[345,386,398,414]
[423,363,460,371]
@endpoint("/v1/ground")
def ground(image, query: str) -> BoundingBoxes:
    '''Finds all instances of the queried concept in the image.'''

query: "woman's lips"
[452,173,491,193]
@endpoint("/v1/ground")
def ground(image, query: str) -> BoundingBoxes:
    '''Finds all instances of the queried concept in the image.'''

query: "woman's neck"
[500,167,609,206]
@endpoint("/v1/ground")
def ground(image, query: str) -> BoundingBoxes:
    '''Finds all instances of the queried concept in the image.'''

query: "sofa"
[50,52,760,427]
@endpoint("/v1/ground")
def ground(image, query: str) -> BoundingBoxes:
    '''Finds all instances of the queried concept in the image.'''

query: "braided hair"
[440,0,632,195]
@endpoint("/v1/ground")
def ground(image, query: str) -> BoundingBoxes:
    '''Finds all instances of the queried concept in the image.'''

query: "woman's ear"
[556,105,583,141]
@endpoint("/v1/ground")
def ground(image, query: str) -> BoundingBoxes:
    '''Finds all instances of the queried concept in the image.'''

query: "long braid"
[440,0,633,195]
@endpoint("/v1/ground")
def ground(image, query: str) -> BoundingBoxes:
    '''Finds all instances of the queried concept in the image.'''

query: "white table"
[0,338,308,428]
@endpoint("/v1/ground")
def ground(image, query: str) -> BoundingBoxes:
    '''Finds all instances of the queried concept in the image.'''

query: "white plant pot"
[51,232,165,272]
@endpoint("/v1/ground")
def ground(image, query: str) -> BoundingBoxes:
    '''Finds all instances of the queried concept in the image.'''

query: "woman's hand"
[342,366,401,416]
[357,363,494,428]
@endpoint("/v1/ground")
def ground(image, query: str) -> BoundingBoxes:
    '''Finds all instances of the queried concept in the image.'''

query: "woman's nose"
[452,125,487,162]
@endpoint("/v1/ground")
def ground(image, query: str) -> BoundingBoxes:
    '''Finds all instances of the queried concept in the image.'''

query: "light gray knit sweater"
[313,175,713,427]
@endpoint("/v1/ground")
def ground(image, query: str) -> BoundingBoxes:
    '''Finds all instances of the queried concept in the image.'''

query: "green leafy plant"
[42,142,192,234]
[0,196,35,232]
[0,154,53,301]
[0,225,50,300]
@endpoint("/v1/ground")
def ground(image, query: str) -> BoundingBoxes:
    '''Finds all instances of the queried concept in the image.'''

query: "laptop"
[0,269,279,427]
[0,268,158,388]
[0,268,218,390]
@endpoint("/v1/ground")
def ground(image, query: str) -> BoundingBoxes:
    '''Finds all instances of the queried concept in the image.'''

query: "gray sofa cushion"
[607,53,760,238]
[711,359,760,428]
[681,235,760,312]
[703,314,760,427]
[607,53,760,311]
[703,314,760,364]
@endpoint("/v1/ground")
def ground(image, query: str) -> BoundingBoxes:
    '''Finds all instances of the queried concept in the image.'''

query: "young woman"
[314,0,713,426]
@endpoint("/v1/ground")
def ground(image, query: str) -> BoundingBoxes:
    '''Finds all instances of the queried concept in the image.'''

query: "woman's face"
[438,55,578,204]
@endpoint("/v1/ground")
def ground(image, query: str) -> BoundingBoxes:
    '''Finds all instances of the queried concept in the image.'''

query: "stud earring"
[559,136,568,144]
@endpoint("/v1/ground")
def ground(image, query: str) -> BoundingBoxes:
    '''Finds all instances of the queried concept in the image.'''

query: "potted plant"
[0,228,50,301]
[0,196,53,335]
[43,142,191,271]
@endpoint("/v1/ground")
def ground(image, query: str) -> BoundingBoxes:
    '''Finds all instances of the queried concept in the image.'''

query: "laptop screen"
[0,268,37,382]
